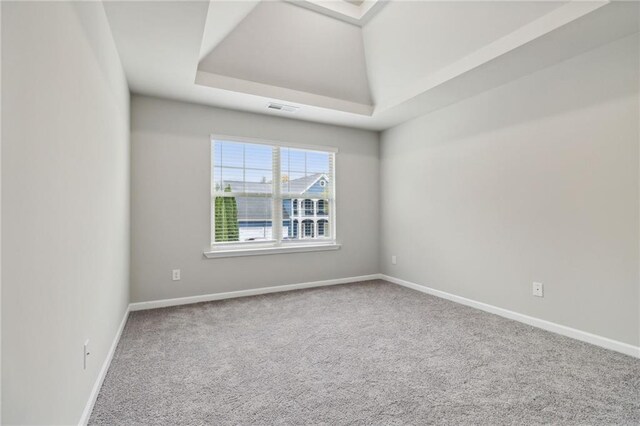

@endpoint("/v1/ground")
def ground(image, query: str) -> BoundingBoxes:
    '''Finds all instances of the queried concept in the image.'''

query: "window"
[318,219,328,237]
[208,137,337,256]
[302,219,314,238]
[303,199,314,216]
[317,199,327,215]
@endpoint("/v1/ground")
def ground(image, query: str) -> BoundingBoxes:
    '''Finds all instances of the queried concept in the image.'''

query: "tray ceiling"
[103,0,639,131]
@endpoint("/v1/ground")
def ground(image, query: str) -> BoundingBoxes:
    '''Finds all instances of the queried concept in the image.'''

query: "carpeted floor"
[90,280,639,425]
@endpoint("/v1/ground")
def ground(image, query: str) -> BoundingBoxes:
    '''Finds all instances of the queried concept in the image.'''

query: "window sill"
[203,243,341,259]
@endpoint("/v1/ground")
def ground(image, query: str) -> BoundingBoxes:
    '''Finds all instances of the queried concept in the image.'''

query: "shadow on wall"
[391,33,639,148]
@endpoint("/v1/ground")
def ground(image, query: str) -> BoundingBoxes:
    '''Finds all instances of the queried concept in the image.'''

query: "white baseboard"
[129,273,639,358]
[129,274,380,312]
[381,274,640,359]
[78,306,130,426]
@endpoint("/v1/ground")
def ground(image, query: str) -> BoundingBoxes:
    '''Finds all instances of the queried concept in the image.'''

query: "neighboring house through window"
[210,137,336,253]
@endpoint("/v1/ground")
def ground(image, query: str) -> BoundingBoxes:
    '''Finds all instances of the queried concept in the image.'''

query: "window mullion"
[272,146,282,245]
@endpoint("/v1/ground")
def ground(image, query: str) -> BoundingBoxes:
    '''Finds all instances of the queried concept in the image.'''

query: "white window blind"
[211,138,335,248]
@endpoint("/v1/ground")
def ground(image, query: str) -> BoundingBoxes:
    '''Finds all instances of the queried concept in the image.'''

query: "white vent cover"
[267,102,299,113]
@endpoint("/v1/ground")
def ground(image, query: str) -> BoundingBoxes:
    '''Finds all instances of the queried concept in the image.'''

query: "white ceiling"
[198,1,373,111]
[363,1,568,104]
[103,0,639,131]
[198,1,259,61]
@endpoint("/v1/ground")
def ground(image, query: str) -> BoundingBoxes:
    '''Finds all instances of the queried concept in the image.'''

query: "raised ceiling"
[103,0,639,131]
[197,1,373,114]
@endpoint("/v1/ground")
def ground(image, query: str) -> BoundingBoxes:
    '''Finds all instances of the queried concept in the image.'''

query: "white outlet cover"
[172,269,181,281]
[391,255,397,265]
[83,340,90,370]
[532,282,544,297]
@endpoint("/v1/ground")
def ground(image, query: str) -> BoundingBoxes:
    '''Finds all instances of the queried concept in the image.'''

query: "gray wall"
[380,34,639,346]
[1,2,130,424]
[130,96,379,303]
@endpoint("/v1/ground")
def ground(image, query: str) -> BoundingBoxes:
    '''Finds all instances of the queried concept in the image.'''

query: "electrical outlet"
[391,255,397,265]
[532,282,544,297]
[83,340,90,370]
[172,269,181,281]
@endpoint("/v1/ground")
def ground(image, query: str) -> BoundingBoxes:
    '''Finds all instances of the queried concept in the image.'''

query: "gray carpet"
[90,280,640,425]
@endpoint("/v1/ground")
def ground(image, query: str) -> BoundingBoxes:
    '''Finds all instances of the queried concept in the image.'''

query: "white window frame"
[205,135,340,258]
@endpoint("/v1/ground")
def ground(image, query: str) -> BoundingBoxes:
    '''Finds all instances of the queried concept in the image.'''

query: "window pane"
[245,144,273,169]
[213,140,274,243]
[219,167,243,191]
[306,151,331,174]
[245,169,272,185]
[281,147,333,241]
[236,196,273,242]
[281,148,306,173]
[213,194,240,242]
[318,219,329,237]
[317,200,328,215]
[281,172,304,195]
[215,141,244,168]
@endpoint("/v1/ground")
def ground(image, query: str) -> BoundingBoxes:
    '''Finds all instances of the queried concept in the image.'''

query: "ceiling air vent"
[267,103,299,113]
